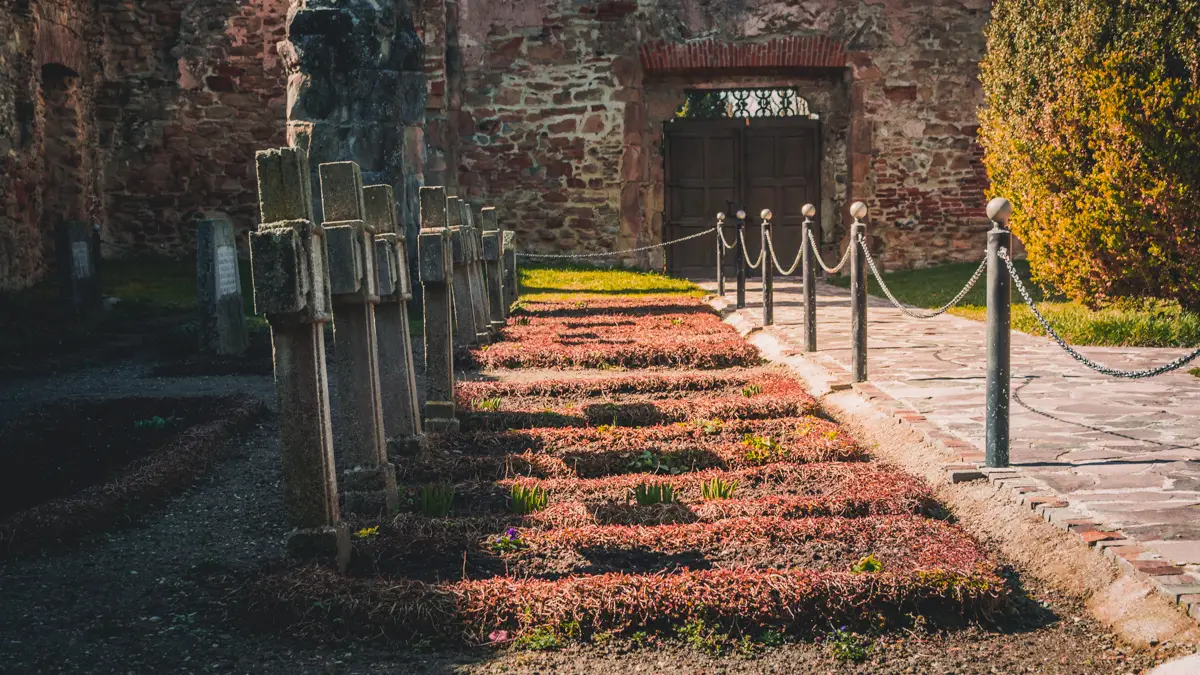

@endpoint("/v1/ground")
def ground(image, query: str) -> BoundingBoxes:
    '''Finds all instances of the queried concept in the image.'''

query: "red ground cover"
[466,298,758,369]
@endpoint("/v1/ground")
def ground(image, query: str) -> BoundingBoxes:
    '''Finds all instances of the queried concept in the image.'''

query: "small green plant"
[509,483,548,514]
[670,317,684,326]
[515,625,561,651]
[829,626,869,663]
[823,429,840,441]
[741,383,764,397]
[701,477,738,500]
[596,423,617,434]
[850,554,884,574]
[626,450,682,475]
[629,630,652,648]
[742,434,785,464]
[353,526,380,539]
[489,527,524,553]
[1190,367,1200,378]
[134,415,182,430]
[474,396,503,412]
[634,481,676,505]
[677,618,733,655]
[418,483,455,517]
[759,629,785,647]
[516,316,531,326]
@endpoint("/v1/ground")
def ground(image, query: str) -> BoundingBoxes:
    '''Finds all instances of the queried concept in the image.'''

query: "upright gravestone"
[446,197,480,346]
[503,230,518,307]
[365,184,425,456]
[320,161,398,516]
[250,146,349,569]
[56,220,102,317]
[468,203,492,337]
[419,187,459,433]
[196,218,249,355]
[480,207,506,330]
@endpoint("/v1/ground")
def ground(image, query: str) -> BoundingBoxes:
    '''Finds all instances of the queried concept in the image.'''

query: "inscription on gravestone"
[216,245,238,297]
[71,241,93,280]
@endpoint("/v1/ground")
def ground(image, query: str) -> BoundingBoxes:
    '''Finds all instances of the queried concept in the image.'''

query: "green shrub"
[509,483,548,514]
[633,482,676,505]
[850,554,884,574]
[701,477,738,500]
[980,0,1200,311]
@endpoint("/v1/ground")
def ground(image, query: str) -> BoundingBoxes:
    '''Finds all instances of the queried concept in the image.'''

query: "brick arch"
[639,37,848,73]
[34,20,86,75]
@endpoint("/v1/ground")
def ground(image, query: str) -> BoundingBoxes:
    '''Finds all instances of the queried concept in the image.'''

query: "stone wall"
[433,0,991,270]
[0,0,289,291]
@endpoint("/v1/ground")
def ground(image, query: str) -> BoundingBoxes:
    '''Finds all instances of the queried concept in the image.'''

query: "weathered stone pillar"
[419,187,458,433]
[320,161,398,516]
[196,218,249,355]
[503,230,518,307]
[56,220,102,317]
[365,183,425,456]
[446,196,480,345]
[249,146,349,569]
[481,206,506,329]
[467,203,493,337]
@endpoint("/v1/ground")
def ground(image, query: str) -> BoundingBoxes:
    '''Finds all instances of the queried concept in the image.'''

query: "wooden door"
[664,117,821,277]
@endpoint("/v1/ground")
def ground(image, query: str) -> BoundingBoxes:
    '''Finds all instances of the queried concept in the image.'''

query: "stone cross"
[502,230,518,307]
[249,146,349,569]
[319,161,398,516]
[56,220,101,317]
[364,183,425,456]
[419,187,459,433]
[446,196,481,346]
[196,218,249,355]
[480,207,507,330]
[468,203,493,338]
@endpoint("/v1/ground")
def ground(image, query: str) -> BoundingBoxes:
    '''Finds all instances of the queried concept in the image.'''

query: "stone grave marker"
[250,146,349,569]
[319,161,398,516]
[419,187,459,433]
[196,218,249,355]
[480,206,506,330]
[364,183,425,456]
[503,230,518,307]
[446,196,480,346]
[55,220,101,316]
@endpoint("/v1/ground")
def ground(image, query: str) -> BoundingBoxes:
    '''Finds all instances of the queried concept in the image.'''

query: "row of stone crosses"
[249,146,517,566]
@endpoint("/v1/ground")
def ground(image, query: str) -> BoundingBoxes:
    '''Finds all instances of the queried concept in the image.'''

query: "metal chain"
[739,228,765,270]
[765,230,802,275]
[806,229,852,274]
[717,225,738,250]
[860,235,987,319]
[999,248,1200,378]
[516,227,715,259]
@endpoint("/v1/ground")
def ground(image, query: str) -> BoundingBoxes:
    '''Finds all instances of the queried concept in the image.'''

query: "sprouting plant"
[701,477,738,500]
[823,429,840,441]
[515,625,561,651]
[573,301,589,309]
[677,618,733,655]
[509,483,548,514]
[418,483,455,517]
[633,481,676,505]
[596,423,617,434]
[850,554,884,574]
[354,526,380,539]
[699,418,724,435]
[759,629,785,647]
[134,415,182,430]
[474,396,503,412]
[742,434,785,464]
[489,527,524,553]
[741,383,764,397]
[795,423,813,437]
[630,630,652,648]
[516,316,531,326]
[829,626,869,663]
[670,317,684,326]
[626,450,682,475]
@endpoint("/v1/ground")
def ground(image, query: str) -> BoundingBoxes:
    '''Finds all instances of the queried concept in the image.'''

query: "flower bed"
[464,298,758,370]
[457,372,816,430]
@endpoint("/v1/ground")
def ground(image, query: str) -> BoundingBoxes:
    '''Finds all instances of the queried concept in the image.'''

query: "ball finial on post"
[802,203,817,219]
[716,212,726,224]
[736,210,747,221]
[850,201,868,222]
[760,208,773,222]
[986,197,1012,226]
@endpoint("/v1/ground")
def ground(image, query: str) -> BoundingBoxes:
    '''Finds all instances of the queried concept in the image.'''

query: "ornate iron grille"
[676,88,812,119]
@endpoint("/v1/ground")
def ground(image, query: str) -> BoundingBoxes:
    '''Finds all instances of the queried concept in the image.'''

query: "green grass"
[518,264,703,301]
[826,261,1200,348]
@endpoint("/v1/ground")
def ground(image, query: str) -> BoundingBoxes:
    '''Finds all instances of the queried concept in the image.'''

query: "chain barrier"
[739,228,765,270]
[516,227,715,259]
[999,248,1200,378]
[859,235,987,319]
[716,225,738,251]
[806,229,852,274]
[765,230,802,275]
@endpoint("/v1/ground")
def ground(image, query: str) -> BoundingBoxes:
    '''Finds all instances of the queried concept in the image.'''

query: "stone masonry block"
[481,206,499,232]
[250,226,305,315]
[419,229,450,284]
[446,196,465,227]
[363,184,397,234]
[257,147,315,224]
[419,186,448,229]
[449,225,467,265]
[324,221,365,296]
[482,230,501,262]
[319,161,367,226]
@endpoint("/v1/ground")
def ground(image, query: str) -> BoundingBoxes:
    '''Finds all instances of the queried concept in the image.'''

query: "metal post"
[716,212,726,296]
[800,203,817,352]
[735,210,747,309]
[849,201,868,382]
[761,209,774,326]
[985,198,1013,468]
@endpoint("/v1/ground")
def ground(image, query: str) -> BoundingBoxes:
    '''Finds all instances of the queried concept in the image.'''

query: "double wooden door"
[664,118,821,277]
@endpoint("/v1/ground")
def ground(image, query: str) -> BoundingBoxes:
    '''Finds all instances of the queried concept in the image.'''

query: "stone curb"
[707,294,1200,628]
